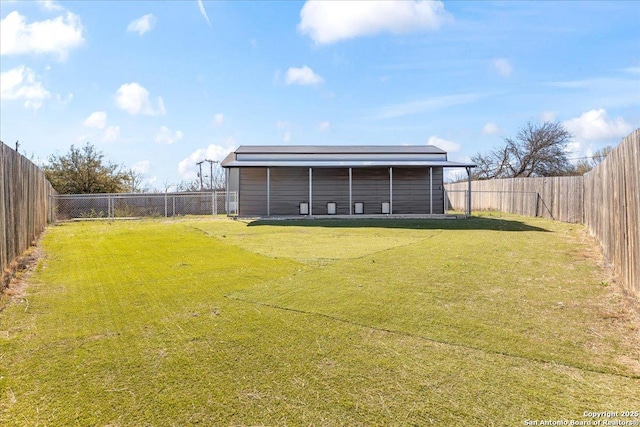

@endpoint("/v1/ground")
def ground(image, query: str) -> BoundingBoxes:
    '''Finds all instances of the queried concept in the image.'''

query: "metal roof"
[234,145,446,154]
[221,145,476,168]
[222,160,475,168]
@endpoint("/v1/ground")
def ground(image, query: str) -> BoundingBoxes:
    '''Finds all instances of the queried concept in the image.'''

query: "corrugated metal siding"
[392,167,444,214]
[311,168,350,215]
[239,168,267,216]
[352,168,390,214]
[237,166,445,216]
[270,167,309,215]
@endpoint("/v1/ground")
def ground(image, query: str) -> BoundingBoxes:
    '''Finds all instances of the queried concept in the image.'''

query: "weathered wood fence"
[445,129,639,296]
[1,141,56,290]
[583,129,639,297]
[446,176,584,223]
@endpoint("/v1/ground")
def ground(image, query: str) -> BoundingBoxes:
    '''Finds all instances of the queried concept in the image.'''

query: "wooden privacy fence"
[445,129,639,296]
[583,129,639,296]
[1,141,56,290]
[446,176,584,223]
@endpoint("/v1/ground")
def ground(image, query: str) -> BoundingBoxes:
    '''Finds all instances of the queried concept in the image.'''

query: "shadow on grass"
[247,216,550,232]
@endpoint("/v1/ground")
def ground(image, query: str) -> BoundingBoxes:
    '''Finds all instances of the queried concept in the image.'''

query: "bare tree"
[472,121,573,179]
[198,160,225,190]
[125,169,149,193]
[162,179,174,193]
[209,162,225,190]
[574,146,614,175]
[175,180,201,192]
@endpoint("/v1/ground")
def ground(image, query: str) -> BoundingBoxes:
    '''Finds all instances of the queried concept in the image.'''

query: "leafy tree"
[472,121,573,179]
[43,143,132,194]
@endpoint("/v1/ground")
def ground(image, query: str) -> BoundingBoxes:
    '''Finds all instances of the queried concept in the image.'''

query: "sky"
[1,0,639,189]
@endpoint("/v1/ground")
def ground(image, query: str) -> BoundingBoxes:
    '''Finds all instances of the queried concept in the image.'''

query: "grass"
[0,213,638,426]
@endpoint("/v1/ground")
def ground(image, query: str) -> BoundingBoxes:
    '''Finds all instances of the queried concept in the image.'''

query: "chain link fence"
[52,191,237,221]
[444,189,538,217]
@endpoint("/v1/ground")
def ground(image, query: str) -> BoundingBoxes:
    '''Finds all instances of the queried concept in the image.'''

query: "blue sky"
[1,0,639,189]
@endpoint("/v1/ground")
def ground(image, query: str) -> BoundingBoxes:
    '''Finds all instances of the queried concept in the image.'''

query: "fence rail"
[1,141,56,289]
[52,191,238,220]
[445,129,639,296]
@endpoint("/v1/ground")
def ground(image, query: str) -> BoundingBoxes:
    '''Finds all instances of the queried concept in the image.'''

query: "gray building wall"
[392,167,444,214]
[351,168,391,214]
[239,168,267,216]
[237,166,444,216]
[311,168,350,215]
[270,167,309,215]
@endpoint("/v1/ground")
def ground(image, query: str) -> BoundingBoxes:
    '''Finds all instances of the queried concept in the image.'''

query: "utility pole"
[196,160,204,190]
[204,159,219,190]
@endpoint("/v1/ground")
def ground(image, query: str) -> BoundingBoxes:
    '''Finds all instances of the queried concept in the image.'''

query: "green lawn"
[1,214,638,426]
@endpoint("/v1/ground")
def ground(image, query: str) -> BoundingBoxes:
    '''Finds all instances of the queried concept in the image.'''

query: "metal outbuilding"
[221,145,475,217]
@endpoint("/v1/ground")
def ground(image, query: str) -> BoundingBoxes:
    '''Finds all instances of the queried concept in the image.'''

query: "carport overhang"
[221,147,476,217]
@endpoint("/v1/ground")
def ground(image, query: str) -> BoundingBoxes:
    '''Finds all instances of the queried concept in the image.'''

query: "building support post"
[225,168,230,215]
[349,167,353,215]
[266,167,270,217]
[389,167,393,214]
[309,167,313,216]
[466,166,472,217]
[429,167,433,215]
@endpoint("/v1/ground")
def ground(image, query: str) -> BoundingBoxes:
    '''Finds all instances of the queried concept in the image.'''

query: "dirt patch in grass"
[0,244,44,309]
[572,228,640,374]
[594,279,640,374]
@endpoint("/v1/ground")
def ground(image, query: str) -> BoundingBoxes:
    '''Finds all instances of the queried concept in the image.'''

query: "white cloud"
[285,66,324,85]
[563,109,633,141]
[56,92,73,106]
[318,121,331,132]
[565,140,581,158]
[115,82,166,116]
[283,131,292,143]
[373,93,483,119]
[178,139,236,179]
[298,0,450,45]
[493,58,512,77]
[132,160,151,174]
[155,126,184,145]
[197,0,211,26]
[275,120,290,129]
[427,135,460,153]
[127,14,157,35]
[214,113,225,127]
[103,125,120,142]
[0,11,84,60]
[83,111,107,129]
[0,65,50,109]
[547,76,640,112]
[39,0,64,11]
[481,122,502,135]
[81,111,119,141]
